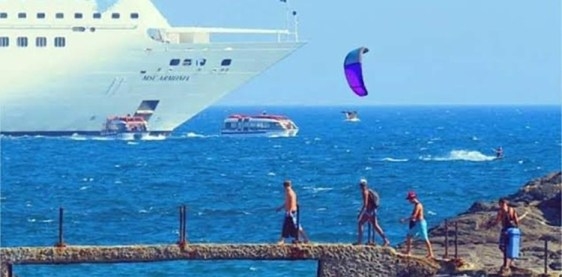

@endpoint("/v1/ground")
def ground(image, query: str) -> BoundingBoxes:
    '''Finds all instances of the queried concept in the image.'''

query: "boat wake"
[181,132,221,139]
[67,134,166,141]
[381,157,408,162]
[420,150,497,162]
[185,132,206,138]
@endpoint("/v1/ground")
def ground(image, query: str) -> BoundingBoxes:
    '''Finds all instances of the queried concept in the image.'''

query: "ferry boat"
[221,114,299,137]
[0,0,304,136]
[100,115,148,140]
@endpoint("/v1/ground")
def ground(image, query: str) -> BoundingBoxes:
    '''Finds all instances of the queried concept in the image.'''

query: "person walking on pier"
[276,180,309,244]
[354,178,390,246]
[401,191,434,258]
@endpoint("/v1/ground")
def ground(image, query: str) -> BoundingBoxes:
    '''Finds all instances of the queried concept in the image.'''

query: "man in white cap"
[355,178,390,246]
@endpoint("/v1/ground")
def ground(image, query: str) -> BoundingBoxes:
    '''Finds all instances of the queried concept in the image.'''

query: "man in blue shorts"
[401,191,434,258]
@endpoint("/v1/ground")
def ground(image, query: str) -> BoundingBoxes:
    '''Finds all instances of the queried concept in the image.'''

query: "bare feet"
[425,254,434,259]
[382,239,390,247]
[277,240,285,245]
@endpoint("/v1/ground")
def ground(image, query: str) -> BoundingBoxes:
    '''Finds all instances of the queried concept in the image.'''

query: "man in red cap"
[401,191,434,258]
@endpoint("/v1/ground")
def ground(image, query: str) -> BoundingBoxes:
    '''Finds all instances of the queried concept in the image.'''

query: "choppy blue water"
[1,106,561,276]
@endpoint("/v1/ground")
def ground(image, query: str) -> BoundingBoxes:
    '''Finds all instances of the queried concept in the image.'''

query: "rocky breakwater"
[408,172,561,276]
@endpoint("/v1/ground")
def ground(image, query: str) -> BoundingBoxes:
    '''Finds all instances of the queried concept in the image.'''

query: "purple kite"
[343,47,370,97]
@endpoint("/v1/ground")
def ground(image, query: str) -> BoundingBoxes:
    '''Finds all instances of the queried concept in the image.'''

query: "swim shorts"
[407,219,429,241]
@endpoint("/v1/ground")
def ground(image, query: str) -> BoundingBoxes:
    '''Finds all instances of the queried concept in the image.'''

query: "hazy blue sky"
[153,0,560,106]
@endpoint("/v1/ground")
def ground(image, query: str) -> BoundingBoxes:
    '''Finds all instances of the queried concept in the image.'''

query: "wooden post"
[178,205,182,244]
[54,207,66,247]
[183,205,188,243]
[443,219,449,259]
[454,221,458,259]
[295,204,300,242]
[544,239,548,274]
[178,205,187,247]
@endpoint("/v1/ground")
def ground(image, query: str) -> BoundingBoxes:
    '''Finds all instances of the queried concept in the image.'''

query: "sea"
[1,105,560,276]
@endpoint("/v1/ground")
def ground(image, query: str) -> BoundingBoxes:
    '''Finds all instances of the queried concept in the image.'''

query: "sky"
[152,0,561,106]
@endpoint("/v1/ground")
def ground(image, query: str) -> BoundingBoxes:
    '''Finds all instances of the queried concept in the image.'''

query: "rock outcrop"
[399,171,562,275]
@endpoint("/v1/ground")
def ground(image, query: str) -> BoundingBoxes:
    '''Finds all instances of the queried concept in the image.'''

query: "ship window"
[36,37,47,47]
[196,58,207,66]
[54,37,66,47]
[18,12,26,19]
[93,13,101,19]
[130,13,139,19]
[169,59,180,66]
[221,59,232,66]
[182,59,192,66]
[56,13,64,19]
[0,12,7,19]
[0,37,8,47]
[111,13,120,19]
[74,13,83,19]
[36,12,46,19]
[72,26,86,32]
[17,37,28,47]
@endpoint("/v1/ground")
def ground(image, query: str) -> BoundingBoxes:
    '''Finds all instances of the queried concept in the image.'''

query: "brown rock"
[398,172,562,276]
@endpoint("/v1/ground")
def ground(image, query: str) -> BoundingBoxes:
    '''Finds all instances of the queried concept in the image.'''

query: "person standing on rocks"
[276,180,309,244]
[354,178,390,246]
[401,191,434,258]
[486,198,520,270]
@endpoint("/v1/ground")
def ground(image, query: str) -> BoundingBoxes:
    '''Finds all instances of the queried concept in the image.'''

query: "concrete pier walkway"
[1,243,440,277]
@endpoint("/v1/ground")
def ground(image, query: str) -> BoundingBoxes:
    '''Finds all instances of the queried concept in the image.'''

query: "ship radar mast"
[281,0,299,42]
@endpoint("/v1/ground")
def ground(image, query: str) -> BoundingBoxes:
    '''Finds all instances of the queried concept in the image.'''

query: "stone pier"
[0,243,442,277]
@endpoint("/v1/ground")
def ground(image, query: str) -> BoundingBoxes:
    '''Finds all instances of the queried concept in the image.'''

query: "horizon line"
[213,103,562,107]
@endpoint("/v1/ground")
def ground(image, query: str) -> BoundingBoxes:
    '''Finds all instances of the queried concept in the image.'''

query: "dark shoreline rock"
[398,171,562,275]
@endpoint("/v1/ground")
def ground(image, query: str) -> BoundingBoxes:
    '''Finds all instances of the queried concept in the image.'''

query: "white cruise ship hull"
[0,0,304,136]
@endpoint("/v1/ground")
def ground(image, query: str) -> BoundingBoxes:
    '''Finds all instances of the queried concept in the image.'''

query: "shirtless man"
[486,198,519,270]
[355,179,390,246]
[401,191,434,258]
[276,180,309,244]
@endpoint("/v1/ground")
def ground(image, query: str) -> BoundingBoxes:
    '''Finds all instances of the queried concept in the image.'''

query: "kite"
[343,47,370,97]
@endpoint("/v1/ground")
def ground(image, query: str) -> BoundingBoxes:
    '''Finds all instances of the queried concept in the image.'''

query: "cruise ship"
[0,0,304,136]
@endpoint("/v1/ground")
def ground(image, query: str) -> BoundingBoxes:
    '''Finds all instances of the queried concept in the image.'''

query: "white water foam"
[420,150,496,162]
[185,132,206,138]
[381,157,409,162]
[141,135,166,141]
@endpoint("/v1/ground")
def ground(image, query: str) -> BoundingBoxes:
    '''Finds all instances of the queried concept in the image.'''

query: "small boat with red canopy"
[101,115,149,140]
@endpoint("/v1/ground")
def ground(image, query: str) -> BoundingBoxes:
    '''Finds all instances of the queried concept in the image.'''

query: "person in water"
[401,191,434,258]
[355,178,390,246]
[486,198,519,270]
[276,180,309,244]
[495,146,504,158]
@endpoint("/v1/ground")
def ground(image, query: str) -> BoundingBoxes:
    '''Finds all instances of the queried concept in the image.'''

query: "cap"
[406,191,417,200]
[359,178,367,184]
